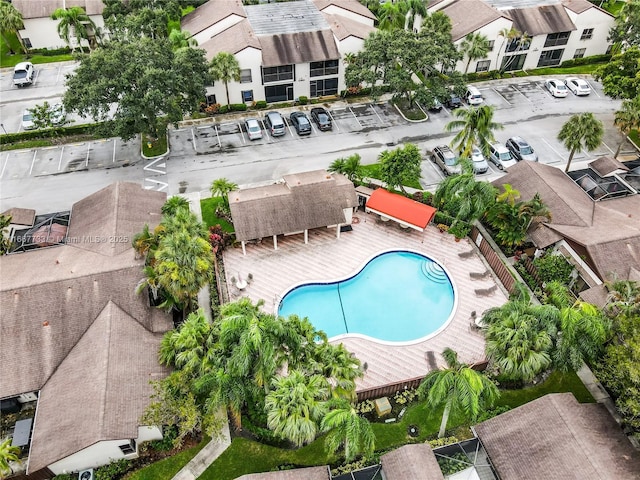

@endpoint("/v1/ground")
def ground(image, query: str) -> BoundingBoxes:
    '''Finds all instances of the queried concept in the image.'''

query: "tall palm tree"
[169,29,197,51]
[313,343,363,401]
[403,0,427,31]
[377,1,407,31]
[500,32,531,72]
[496,27,520,72]
[209,52,241,106]
[496,183,520,206]
[327,153,363,183]
[0,438,20,478]
[460,32,491,74]
[265,371,330,447]
[605,279,640,318]
[159,309,213,373]
[557,113,604,172]
[417,348,499,438]
[433,169,497,224]
[210,177,238,210]
[321,399,375,462]
[445,105,503,157]
[51,6,98,52]
[613,97,640,158]
[0,1,25,54]
[197,366,247,431]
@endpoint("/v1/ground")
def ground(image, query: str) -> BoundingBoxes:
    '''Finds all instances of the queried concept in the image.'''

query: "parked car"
[468,145,489,174]
[21,109,35,130]
[465,85,483,106]
[264,111,286,137]
[564,77,591,96]
[544,79,568,98]
[13,62,34,87]
[289,111,312,136]
[445,93,463,109]
[488,141,517,170]
[506,136,538,162]
[310,107,332,131]
[431,145,461,176]
[50,103,67,126]
[427,98,443,112]
[245,118,263,140]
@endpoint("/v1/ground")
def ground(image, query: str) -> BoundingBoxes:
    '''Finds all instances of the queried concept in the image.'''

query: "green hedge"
[0,123,98,145]
[27,46,73,56]
[253,100,267,109]
[560,54,611,68]
[230,103,247,111]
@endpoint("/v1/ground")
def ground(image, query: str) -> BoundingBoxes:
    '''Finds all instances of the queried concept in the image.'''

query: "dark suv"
[310,107,332,131]
[289,112,311,136]
[430,145,461,176]
[445,93,463,109]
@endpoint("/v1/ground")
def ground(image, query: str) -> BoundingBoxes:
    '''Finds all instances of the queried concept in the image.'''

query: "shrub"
[297,96,308,105]
[355,399,376,415]
[532,253,574,284]
[560,54,611,68]
[204,103,220,115]
[94,459,131,480]
[489,70,501,79]
[230,103,247,111]
[0,123,98,145]
[448,222,471,239]
[254,100,267,109]
[218,105,229,114]
[433,211,456,226]
[147,425,179,451]
[28,46,72,56]
[428,436,459,448]
[466,72,478,81]
[437,452,469,475]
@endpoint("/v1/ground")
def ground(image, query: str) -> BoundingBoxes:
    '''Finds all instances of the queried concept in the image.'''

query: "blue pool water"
[278,251,456,343]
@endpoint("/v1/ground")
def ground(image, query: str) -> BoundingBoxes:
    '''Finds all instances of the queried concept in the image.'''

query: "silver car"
[245,118,263,140]
[21,109,35,130]
[431,145,461,176]
[506,136,538,162]
[469,146,489,174]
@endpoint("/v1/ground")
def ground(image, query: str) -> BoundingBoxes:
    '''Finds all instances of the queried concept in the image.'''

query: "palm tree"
[403,0,427,31]
[460,32,491,74]
[496,27,520,72]
[500,32,531,72]
[209,52,241,106]
[613,97,640,158]
[321,399,375,462]
[169,29,197,51]
[0,213,12,255]
[433,169,497,224]
[0,438,20,478]
[417,348,499,438]
[197,366,247,431]
[445,105,503,157]
[51,6,98,52]
[496,183,520,206]
[162,196,191,216]
[377,1,407,30]
[313,343,363,401]
[0,1,25,54]
[159,309,213,374]
[605,279,640,318]
[327,153,363,183]
[210,177,238,210]
[557,113,604,172]
[265,371,330,447]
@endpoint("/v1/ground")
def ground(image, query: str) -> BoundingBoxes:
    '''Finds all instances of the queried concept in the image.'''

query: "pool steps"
[421,260,449,283]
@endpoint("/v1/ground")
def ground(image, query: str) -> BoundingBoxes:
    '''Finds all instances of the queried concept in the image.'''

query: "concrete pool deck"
[222,211,509,392]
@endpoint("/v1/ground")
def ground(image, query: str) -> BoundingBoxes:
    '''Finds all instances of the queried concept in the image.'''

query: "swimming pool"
[277,250,457,344]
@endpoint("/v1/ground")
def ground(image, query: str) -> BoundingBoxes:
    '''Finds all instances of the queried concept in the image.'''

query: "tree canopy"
[63,37,211,140]
[594,46,640,100]
[608,0,640,47]
[378,143,422,194]
[0,0,25,54]
[557,113,604,172]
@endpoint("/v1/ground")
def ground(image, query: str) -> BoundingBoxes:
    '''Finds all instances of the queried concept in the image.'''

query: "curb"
[392,102,429,123]
[141,130,170,159]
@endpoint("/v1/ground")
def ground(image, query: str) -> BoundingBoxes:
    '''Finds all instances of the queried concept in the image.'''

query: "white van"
[465,85,483,106]
[488,142,517,170]
[264,111,286,137]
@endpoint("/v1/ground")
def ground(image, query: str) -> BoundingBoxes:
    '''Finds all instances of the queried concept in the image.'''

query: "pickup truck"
[13,62,34,87]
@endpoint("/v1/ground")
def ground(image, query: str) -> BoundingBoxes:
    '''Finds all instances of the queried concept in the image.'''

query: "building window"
[476,60,491,72]
[506,37,530,53]
[310,77,338,97]
[487,40,494,51]
[23,38,32,49]
[606,44,613,54]
[119,439,136,455]
[580,28,594,40]
[573,48,586,59]
[240,69,252,83]
[241,90,253,102]
[309,60,339,77]
[537,48,564,67]
[262,65,293,84]
[544,31,571,48]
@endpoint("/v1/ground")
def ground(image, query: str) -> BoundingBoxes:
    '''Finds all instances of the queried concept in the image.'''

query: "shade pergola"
[365,189,437,231]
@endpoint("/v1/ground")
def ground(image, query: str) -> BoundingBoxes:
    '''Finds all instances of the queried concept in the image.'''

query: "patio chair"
[474,285,497,296]
[458,250,475,259]
[470,270,491,280]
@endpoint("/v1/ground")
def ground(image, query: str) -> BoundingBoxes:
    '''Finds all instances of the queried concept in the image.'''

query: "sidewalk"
[171,421,231,480]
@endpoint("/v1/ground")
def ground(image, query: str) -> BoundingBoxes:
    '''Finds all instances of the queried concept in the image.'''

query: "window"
[506,37,530,53]
[537,48,564,67]
[241,90,253,102]
[23,38,32,49]
[240,69,252,83]
[262,65,293,83]
[119,439,136,455]
[573,48,586,59]
[606,44,614,54]
[544,31,571,47]
[580,28,594,40]
[487,40,494,51]
[476,60,491,72]
[310,78,338,97]
[309,60,339,77]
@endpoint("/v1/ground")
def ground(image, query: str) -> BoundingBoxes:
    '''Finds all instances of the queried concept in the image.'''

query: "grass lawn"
[126,438,208,480]
[200,197,234,232]
[528,63,608,76]
[359,163,422,190]
[629,130,640,150]
[393,98,427,121]
[1,32,73,67]
[142,119,169,157]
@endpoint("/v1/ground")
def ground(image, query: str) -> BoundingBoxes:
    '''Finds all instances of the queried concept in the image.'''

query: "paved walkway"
[171,420,231,480]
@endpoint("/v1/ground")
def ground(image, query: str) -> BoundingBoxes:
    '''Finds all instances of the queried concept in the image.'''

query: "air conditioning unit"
[78,469,94,480]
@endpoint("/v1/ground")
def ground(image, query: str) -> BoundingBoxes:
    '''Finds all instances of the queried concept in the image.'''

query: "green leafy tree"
[0,214,12,255]
[496,27,520,73]
[594,46,640,100]
[103,0,183,39]
[51,6,99,52]
[608,0,640,46]
[210,178,238,210]
[557,113,604,172]
[210,52,241,106]
[0,0,25,54]
[27,101,67,130]
[605,279,640,318]
[445,105,503,158]
[265,371,330,447]
[613,96,640,158]
[328,154,363,183]
[169,29,197,50]
[321,399,375,462]
[418,348,499,438]
[64,37,212,141]
[460,32,491,74]
[0,438,20,478]
[378,143,422,195]
[433,168,496,224]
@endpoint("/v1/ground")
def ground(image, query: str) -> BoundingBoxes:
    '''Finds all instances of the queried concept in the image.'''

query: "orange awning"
[365,189,437,231]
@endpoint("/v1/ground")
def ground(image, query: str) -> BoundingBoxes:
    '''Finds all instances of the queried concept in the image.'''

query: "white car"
[50,103,67,126]
[564,77,591,96]
[21,109,35,130]
[545,79,568,98]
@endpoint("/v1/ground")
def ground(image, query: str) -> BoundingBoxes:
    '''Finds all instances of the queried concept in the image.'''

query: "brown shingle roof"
[180,0,245,36]
[509,4,576,36]
[475,393,640,479]
[589,156,630,177]
[381,444,445,479]
[13,0,104,19]
[1,207,35,227]
[28,302,169,473]
[312,0,377,21]
[562,0,612,16]
[200,19,260,60]
[229,171,357,242]
[322,13,376,40]
[259,30,341,67]
[237,466,331,480]
[441,0,506,41]
[579,283,608,308]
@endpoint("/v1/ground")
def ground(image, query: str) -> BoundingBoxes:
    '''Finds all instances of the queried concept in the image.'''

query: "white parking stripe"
[85,142,90,167]
[191,127,197,151]
[58,147,64,171]
[29,150,37,176]
[238,122,246,144]
[283,117,294,136]
[327,110,340,131]
[113,139,117,162]
[491,87,512,106]
[214,125,221,147]
[347,107,361,128]
[260,119,272,143]
[601,142,615,155]
[541,138,565,162]
[370,104,385,125]
[510,85,532,103]
[0,153,9,179]
[586,81,601,98]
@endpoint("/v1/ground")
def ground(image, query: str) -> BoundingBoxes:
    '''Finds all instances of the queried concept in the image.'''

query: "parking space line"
[29,151,37,176]
[510,85,532,103]
[238,122,246,144]
[0,153,9,179]
[538,83,555,99]
[370,104,385,126]
[260,119,272,143]
[491,87,512,106]
[541,138,565,163]
[347,107,361,128]
[55,66,62,84]
[284,117,294,137]
[326,110,340,132]
[86,142,90,167]
[58,146,64,171]
[112,139,117,162]
[601,142,615,155]
[586,81,601,98]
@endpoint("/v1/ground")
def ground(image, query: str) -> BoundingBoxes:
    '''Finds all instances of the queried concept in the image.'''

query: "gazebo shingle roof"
[237,466,331,480]
[381,444,445,479]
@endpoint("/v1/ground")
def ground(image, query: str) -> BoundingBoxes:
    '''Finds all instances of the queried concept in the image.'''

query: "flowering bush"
[393,388,417,405]
[355,399,376,415]
[205,103,221,115]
